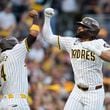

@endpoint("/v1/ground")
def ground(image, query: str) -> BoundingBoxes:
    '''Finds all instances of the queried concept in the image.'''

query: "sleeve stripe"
[58,35,61,49]
[25,39,30,52]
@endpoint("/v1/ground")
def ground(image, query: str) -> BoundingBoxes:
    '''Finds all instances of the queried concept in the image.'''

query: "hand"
[44,8,55,18]
[29,10,38,18]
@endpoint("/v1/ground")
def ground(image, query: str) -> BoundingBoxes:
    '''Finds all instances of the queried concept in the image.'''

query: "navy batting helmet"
[0,37,18,52]
[76,17,100,39]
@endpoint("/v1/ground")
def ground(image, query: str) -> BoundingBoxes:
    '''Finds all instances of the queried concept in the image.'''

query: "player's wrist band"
[30,25,40,32]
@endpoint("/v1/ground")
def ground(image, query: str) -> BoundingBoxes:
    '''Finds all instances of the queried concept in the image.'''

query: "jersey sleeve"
[95,39,110,51]
[58,36,76,52]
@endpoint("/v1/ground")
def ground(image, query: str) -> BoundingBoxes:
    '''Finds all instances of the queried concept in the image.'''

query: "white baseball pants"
[64,85,105,110]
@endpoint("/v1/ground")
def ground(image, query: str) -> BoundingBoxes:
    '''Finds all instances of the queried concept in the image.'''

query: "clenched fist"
[29,10,38,18]
[44,8,55,18]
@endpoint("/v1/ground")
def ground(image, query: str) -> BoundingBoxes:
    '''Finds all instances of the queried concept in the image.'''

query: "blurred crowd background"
[0,0,110,110]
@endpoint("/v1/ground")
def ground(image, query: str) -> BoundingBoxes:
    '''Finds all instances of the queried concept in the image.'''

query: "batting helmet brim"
[76,22,90,29]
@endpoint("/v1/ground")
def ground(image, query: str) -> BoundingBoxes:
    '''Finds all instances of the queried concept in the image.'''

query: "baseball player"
[0,10,40,110]
[42,8,110,110]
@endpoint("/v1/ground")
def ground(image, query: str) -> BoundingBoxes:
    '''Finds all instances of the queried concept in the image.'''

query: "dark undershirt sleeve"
[26,34,36,49]
[25,15,39,49]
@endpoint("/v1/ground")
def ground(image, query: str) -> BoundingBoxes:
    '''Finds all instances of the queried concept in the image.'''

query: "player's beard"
[76,31,92,40]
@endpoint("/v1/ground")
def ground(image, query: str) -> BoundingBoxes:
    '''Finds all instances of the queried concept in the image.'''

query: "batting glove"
[44,8,55,18]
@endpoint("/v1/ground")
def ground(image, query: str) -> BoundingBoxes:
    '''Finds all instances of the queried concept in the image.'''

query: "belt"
[77,85,102,91]
[3,94,27,99]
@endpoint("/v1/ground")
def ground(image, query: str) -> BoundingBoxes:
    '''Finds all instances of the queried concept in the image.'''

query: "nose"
[78,26,84,31]
[77,26,84,33]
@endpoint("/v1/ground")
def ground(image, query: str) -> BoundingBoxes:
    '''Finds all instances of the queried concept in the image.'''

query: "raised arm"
[42,8,58,46]
[26,10,40,50]
[7,10,41,57]
[42,8,76,52]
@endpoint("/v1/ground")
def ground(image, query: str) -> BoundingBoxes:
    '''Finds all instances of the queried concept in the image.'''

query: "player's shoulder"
[12,40,25,50]
[1,50,9,56]
[64,36,78,41]
[91,39,106,45]
[92,39,110,48]
[68,37,78,45]
[72,37,78,41]
[60,36,78,44]
[0,52,9,63]
[92,39,105,43]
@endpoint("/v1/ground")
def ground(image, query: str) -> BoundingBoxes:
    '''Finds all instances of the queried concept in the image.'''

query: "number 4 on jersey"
[1,65,6,81]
